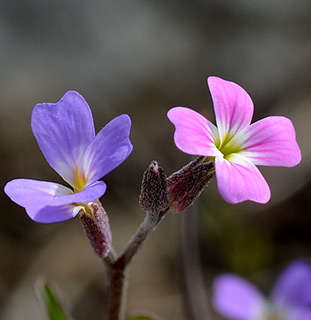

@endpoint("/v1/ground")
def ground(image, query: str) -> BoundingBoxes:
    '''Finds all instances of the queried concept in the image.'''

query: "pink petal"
[242,116,301,167]
[207,76,254,142]
[213,274,266,320]
[215,154,271,204]
[290,308,311,320]
[167,107,221,157]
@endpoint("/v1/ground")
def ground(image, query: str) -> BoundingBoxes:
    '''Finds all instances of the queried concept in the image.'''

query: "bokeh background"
[1,0,311,319]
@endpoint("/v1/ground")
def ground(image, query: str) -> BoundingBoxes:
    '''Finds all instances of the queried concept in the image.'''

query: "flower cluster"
[2,76,305,320]
[5,77,302,221]
[168,76,301,204]
[213,260,311,320]
[4,91,133,223]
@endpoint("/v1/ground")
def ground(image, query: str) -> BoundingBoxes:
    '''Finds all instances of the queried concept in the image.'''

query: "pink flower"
[167,77,301,204]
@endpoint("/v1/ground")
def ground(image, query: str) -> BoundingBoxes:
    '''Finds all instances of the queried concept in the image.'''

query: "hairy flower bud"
[79,201,112,258]
[167,157,214,213]
[139,160,169,213]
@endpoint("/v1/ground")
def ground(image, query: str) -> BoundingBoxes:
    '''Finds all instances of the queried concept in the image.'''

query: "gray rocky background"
[0,0,311,319]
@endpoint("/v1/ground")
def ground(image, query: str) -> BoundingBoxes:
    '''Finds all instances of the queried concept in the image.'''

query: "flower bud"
[79,201,112,258]
[139,160,169,213]
[167,157,214,213]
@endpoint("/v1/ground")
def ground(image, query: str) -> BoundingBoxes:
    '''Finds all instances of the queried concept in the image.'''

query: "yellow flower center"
[214,132,244,160]
[77,202,93,215]
[73,166,88,191]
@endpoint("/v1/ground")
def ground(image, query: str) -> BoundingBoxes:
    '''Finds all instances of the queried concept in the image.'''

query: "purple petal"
[271,260,311,307]
[31,204,83,224]
[31,91,95,187]
[215,154,271,204]
[289,308,311,320]
[213,274,266,320]
[4,179,73,208]
[49,181,107,206]
[82,114,133,186]
[4,179,106,223]
[242,116,301,167]
[167,107,221,157]
[207,77,254,143]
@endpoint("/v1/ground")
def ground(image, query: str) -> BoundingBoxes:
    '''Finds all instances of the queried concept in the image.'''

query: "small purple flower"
[213,260,311,320]
[167,76,301,204]
[4,91,133,223]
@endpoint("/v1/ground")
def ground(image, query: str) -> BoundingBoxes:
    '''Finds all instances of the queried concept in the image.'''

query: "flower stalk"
[102,161,170,320]
[103,206,170,320]
[104,257,128,320]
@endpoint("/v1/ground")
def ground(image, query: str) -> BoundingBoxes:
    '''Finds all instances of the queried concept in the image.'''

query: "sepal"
[79,201,112,258]
[167,157,214,213]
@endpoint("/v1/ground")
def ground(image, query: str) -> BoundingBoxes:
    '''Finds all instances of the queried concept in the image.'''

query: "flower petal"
[215,154,271,203]
[207,77,254,143]
[31,91,95,186]
[31,204,83,224]
[213,274,266,320]
[4,179,73,208]
[82,114,133,186]
[4,179,106,223]
[271,260,311,307]
[49,181,107,206]
[167,107,221,157]
[289,308,311,320]
[241,116,301,167]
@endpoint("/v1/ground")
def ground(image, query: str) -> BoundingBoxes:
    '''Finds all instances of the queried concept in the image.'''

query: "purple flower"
[4,91,133,223]
[212,260,311,320]
[167,77,301,204]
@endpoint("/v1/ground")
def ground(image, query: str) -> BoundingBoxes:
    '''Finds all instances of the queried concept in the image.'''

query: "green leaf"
[34,276,72,320]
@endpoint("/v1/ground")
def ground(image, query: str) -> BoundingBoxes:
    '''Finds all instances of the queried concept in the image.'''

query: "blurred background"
[0,0,311,319]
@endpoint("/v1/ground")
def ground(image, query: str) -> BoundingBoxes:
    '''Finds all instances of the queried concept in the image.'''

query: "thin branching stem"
[102,208,169,320]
